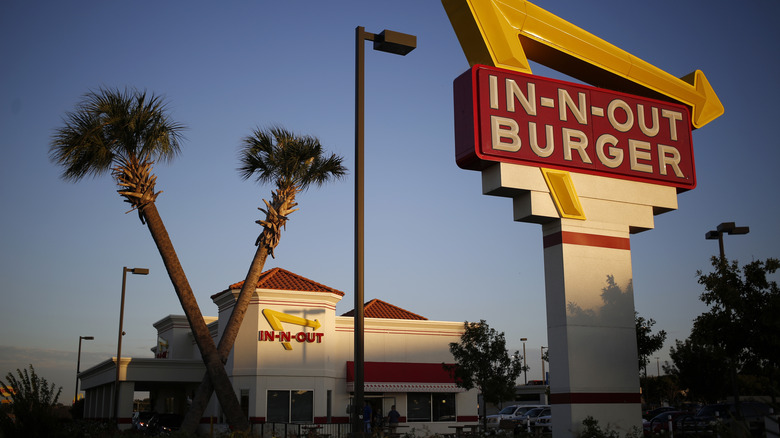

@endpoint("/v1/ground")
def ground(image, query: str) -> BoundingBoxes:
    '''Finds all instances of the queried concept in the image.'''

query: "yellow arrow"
[443,0,724,129]
[541,168,586,220]
[262,309,321,350]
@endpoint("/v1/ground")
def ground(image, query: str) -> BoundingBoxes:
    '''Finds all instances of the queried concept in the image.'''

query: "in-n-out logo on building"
[155,336,169,358]
[259,309,323,351]
[455,65,695,190]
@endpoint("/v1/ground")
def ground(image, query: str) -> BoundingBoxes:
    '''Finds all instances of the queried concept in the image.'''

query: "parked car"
[146,413,183,435]
[642,406,676,421]
[534,411,552,432]
[485,405,546,431]
[678,401,772,435]
[514,407,551,433]
[131,411,154,431]
[642,410,688,436]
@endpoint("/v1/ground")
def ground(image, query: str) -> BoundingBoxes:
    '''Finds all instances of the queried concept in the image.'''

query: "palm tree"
[49,87,250,431]
[180,126,347,433]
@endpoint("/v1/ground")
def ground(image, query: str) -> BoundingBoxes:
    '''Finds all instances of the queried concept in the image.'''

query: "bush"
[0,364,63,438]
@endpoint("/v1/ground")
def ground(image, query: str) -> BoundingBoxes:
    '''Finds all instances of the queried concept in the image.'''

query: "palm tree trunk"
[181,191,295,433]
[141,202,250,432]
[181,233,272,433]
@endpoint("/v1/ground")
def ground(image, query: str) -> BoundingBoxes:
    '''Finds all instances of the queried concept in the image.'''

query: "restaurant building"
[79,268,479,434]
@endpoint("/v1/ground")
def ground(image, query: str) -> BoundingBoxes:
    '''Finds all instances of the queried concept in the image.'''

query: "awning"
[346,361,464,393]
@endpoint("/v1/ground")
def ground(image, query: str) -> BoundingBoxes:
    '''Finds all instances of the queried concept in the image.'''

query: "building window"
[165,397,175,414]
[433,393,456,422]
[407,393,456,422]
[267,390,313,423]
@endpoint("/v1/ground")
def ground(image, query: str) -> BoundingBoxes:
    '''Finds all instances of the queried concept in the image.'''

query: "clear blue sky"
[1,0,778,402]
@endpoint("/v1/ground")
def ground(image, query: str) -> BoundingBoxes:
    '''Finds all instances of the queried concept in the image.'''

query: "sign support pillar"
[482,162,679,436]
[542,220,640,435]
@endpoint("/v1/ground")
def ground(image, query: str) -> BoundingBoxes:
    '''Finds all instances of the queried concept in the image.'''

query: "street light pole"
[704,221,749,419]
[74,335,94,405]
[354,26,415,438]
[520,338,528,384]
[541,346,547,385]
[114,267,148,429]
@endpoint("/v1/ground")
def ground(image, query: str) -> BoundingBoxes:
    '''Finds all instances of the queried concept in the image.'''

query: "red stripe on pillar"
[543,231,630,250]
[550,392,641,404]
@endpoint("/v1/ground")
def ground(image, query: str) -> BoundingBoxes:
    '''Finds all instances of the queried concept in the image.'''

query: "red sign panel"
[454,65,696,190]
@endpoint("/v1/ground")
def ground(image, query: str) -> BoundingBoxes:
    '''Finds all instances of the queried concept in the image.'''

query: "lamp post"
[74,335,94,405]
[113,267,148,428]
[520,338,528,384]
[354,26,416,437]
[705,222,750,261]
[705,222,749,418]
[540,346,547,385]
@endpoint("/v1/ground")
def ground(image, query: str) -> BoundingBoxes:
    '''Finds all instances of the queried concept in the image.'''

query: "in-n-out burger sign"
[454,65,696,190]
[259,330,324,346]
[260,309,323,351]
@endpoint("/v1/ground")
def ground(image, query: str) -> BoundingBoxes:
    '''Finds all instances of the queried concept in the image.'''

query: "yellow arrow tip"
[682,70,724,129]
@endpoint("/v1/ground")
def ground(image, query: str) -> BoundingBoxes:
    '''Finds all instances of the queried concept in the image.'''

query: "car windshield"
[498,406,517,415]
[525,408,544,417]
[651,411,682,422]
[697,405,728,418]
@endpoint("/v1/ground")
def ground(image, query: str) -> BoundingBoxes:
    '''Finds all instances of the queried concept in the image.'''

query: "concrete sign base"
[483,162,678,436]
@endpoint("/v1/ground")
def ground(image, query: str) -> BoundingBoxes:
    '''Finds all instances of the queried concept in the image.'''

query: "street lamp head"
[81,336,94,340]
[520,337,528,342]
[716,222,736,234]
[707,222,750,260]
[715,222,750,235]
[705,230,720,240]
[128,267,149,275]
[373,30,417,55]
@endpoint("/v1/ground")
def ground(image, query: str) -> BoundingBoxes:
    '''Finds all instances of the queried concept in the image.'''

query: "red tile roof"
[342,298,427,320]
[212,270,425,320]
[211,267,344,299]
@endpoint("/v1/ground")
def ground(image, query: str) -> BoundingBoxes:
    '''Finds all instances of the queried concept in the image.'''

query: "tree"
[180,126,347,433]
[444,320,525,430]
[695,256,780,409]
[666,256,779,406]
[665,338,729,403]
[640,374,678,409]
[0,365,62,437]
[635,311,666,377]
[49,88,249,431]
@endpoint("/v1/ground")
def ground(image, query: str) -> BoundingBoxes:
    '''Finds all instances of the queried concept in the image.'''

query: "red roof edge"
[211,268,344,300]
[341,298,427,320]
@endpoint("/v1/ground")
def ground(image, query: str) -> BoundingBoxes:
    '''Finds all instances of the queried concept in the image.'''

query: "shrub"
[0,364,63,438]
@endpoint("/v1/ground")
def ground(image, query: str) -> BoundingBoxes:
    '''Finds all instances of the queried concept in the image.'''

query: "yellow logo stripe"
[541,168,586,220]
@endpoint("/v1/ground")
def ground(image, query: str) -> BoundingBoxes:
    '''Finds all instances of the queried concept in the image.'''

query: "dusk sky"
[2,0,778,402]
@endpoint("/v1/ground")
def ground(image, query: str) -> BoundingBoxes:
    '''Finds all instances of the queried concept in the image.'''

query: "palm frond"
[50,87,186,182]
[237,125,348,191]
